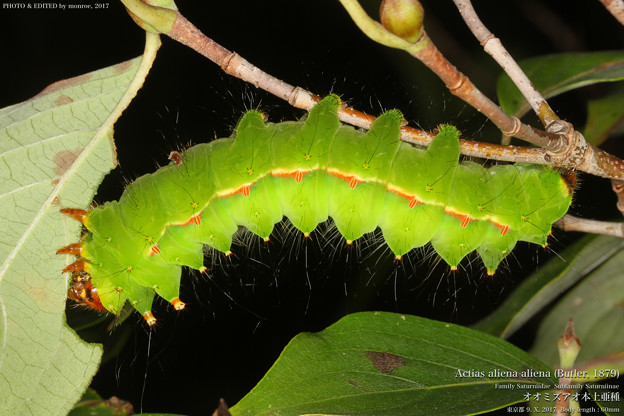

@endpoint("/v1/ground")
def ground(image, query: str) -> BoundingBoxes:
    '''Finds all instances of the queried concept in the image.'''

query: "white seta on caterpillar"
[58,95,574,325]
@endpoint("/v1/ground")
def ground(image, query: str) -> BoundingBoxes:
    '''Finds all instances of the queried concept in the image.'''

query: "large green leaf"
[231,312,556,416]
[497,51,624,118]
[583,84,624,145]
[530,243,624,368]
[0,34,159,414]
[473,235,624,338]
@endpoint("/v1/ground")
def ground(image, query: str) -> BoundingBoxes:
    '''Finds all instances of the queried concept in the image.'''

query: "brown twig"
[598,0,624,25]
[167,14,550,165]
[406,32,559,148]
[452,0,560,127]
[611,179,624,216]
[124,1,624,183]
[448,0,624,182]
[554,214,624,237]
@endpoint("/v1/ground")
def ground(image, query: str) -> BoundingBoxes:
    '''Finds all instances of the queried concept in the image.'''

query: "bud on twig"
[380,0,424,43]
[557,317,581,369]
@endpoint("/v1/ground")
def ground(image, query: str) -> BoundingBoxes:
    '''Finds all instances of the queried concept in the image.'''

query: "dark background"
[2,0,623,415]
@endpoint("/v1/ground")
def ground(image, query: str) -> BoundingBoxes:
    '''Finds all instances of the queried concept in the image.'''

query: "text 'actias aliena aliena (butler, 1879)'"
[58,95,573,325]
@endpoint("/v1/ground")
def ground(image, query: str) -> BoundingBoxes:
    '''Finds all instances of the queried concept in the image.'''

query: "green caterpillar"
[59,95,573,325]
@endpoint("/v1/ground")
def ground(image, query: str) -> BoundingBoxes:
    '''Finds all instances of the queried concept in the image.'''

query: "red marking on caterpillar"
[387,184,423,208]
[461,215,473,228]
[150,245,160,256]
[220,183,253,198]
[179,213,203,226]
[189,214,201,225]
[444,207,475,227]
[327,168,365,189]
[498,224,509,237]
[272,169,311,183]
[408,197,420,209]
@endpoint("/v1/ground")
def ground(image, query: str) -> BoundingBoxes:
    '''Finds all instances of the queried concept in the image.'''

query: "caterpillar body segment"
[60,95,573,324]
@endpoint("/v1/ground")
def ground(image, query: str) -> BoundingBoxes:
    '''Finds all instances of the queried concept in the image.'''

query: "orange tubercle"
[60,208,88,223]
[63,260,85,273]
[171,297,186,311]
[143,311,157,326]
[56,243,82,256]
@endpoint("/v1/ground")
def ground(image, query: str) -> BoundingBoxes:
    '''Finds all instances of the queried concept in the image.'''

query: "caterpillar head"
[58,208,179,326]
[67,271,107,312]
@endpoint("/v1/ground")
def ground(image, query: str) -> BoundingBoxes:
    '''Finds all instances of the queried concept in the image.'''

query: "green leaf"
[119,0,178,34]
[497,51,624,118]
[0,34,159,414]
[583,84,624,145]
[530,242,624,368]
[472,235,624,338]
[231,311,556,416]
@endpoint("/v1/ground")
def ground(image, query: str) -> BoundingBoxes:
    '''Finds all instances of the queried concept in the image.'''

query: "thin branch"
[338,0,557,149]
[121,2,624,180]
[448,1,624,180]
[406,33,557,147]
[598,0,624,25]
[167,14,546,164]
[555,214,624,237]
[452,0,559,127]
[611,179,624,216]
